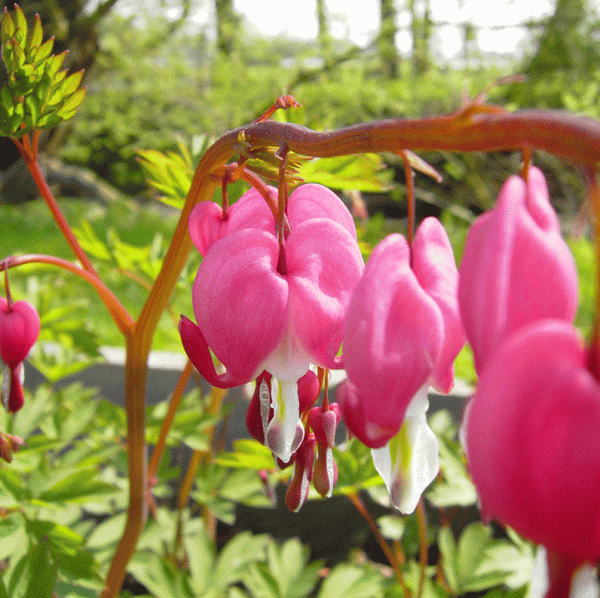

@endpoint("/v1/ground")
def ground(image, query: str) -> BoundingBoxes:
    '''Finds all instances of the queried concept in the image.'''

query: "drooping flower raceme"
[180,184,364,463]
[0,297,40,413]
[338,217,465,512]
[458,167,578,374]
[464,320,600,564]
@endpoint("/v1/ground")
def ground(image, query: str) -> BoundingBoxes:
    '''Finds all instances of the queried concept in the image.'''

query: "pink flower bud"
[285,434,316,512]
[0,298,40,414]
[458,167,578,374]
[0,298,40,368]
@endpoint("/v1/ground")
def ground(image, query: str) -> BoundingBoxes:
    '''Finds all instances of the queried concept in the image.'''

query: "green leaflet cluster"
[0,5,85,137]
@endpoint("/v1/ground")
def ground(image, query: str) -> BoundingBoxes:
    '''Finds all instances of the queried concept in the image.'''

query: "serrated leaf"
[56,87,85,118]
[33,37,53,65]
[1,11,15,45]
[27,15,42,52]
[13,6,27,46]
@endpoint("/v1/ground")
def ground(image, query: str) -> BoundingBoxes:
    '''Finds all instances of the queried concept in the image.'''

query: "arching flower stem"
[0,255,134,336]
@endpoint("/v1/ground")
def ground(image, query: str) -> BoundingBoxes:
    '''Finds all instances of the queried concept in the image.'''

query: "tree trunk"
[379,0,400,79]
[215,0,241,56]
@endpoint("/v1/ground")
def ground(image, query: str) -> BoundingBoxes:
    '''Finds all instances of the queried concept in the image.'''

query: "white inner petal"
[372,385,439,514]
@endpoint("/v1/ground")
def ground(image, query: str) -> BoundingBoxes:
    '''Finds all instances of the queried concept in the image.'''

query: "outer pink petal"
[466,320,600,561]
[412,217,465,393]
[179,315,249,388]
[341,234,444,446]
[188,187,276,256]
[287,183,357,239]
[226,186,276,236]
[285,219,364,369]
[192,228,288,383]
[459,170,578,373]
[188,201,225,256]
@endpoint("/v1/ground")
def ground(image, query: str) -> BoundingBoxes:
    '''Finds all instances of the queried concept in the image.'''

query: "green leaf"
[13,6,27,46]
[56,87,86,118]
[299,154,391,193]
[0,465,29,503]
[36,467,117,503]
[183,531,215,595]
[59,70,84,97]
[377,514,405,541]
[215,439,276,470]
[128,551,184,598]
[27,15,43,53]
[437,527,458,594]
[244,562,281,598]
[1,10,15,46]
[26,520,84,556]
[24,541,59,598]
[33,38,53,65]
[317,563,384,598]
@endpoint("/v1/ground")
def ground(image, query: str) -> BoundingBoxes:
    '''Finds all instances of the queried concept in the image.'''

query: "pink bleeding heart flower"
[458,167,578,374]
[338,217,464,513]
[340,217,464,448]
[308,402,341,497]
[181,184,364,462]
[465,319,600,564]
[0,297,40,413]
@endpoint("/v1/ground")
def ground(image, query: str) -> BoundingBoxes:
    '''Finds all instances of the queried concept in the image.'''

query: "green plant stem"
[416,498,428,598]
[0,254,133,335]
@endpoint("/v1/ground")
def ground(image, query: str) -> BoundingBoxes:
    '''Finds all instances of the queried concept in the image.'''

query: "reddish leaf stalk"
[147,359,195,484]
[347,492,408,594]
[0,254,133,335]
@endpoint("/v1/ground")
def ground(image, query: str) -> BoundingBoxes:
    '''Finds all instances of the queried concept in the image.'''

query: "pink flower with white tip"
[338,217,465,512]
[180,183,364,462]
[0,296,40,413]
